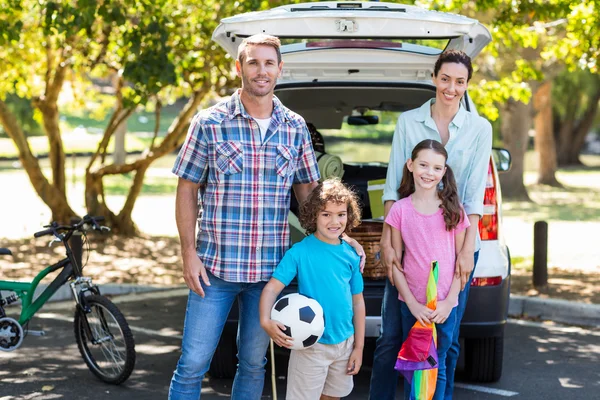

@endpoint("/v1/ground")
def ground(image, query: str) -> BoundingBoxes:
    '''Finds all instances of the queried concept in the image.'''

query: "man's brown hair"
[237,34,282,65]
[299,178,362,235]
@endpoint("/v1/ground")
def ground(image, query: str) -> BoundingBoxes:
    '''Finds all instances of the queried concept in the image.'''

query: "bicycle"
[0,215,136,385]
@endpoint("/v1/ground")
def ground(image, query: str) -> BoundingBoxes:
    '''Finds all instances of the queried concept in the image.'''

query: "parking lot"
[1,289,599,399]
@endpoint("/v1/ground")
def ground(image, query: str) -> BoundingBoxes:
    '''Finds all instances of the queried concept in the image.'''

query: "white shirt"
[255,117,271,142]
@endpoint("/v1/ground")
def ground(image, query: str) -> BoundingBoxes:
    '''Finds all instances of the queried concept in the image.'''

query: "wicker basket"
[351,221,386,280]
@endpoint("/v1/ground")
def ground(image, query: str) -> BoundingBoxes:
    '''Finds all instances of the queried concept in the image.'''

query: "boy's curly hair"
[299,178,362,235]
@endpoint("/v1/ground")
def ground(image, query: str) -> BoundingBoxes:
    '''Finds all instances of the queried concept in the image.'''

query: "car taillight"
[479,161,498,240]
[471,276,503,286]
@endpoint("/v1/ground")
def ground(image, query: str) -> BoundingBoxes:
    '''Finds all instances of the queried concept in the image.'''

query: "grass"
[0,132,150,158]
[504,153,600,223]
[61,103,183,136]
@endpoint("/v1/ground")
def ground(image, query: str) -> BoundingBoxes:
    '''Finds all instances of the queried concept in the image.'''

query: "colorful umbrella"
[395,261,439,400]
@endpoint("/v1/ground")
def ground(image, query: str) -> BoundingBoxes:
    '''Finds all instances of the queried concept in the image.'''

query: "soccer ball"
[270,293,325,350]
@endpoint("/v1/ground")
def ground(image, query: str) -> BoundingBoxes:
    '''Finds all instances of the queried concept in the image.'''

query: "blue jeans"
[369,279,403,400]
[400,302,457,400]
[369,252,479,400]
[168,272,270,400]
[444,251,479,400]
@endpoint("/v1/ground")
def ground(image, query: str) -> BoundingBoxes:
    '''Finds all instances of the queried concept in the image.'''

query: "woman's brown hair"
[434,49,473,81]
[398,139,463,231]
[299,178,361,235]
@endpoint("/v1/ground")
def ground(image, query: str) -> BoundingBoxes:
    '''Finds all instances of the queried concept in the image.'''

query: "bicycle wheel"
[74,294,136,384]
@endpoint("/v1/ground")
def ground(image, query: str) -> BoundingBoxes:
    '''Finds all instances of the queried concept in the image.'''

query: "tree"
[0,0,291,234]
[553,70,600,166]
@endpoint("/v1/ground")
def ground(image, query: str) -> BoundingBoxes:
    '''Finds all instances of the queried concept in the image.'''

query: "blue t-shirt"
[272,234,363,345]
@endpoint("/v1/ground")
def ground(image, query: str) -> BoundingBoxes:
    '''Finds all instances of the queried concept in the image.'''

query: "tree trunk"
[113,111,127,165]
[498,99,531,200]
[38,100,67,194]
[568,88,600,165]
[533,81,561,186]
[0,100,76,223]
[556,91,579,166]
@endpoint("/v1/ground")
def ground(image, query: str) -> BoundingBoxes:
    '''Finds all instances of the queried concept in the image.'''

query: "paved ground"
[1,290,599,399]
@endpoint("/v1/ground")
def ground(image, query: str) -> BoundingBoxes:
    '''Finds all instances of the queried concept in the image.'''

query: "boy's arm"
[347,293,365,375]
[259,278,294,348]
[431,228,467,323]
[389,223,432,325]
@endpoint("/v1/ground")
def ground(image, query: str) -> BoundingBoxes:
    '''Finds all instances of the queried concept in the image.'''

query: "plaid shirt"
[173,90,320,283]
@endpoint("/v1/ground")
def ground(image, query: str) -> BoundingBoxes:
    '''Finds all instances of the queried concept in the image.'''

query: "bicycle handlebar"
[33,216,109,239]
[34,228,54,238]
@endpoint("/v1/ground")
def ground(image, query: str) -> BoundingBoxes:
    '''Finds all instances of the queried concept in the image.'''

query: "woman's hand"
[430,299,454,324]
[261,320,294,348]
[381,244,403,285]
[342,234,366,272]
[407,301,432,326]
[456,248,475,290]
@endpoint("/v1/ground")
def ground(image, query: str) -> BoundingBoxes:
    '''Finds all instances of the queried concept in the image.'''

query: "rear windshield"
[312,110,402,164]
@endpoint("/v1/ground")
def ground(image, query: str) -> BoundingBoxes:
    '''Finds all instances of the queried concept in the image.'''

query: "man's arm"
[292,181,318,204]
[176,178,209,297]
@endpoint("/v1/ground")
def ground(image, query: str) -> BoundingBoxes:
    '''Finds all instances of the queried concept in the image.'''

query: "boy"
[259,178,366,400]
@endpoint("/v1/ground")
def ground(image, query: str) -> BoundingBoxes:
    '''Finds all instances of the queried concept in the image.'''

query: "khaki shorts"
[285,337,355,400]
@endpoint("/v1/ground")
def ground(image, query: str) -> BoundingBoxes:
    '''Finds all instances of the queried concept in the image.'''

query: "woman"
[368,50,492,400]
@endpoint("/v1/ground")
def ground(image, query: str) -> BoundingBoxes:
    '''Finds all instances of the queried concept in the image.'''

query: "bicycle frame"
[1,229,84,325]
[0,259,74,325]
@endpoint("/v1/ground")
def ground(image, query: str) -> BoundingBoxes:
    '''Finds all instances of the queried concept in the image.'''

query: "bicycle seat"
[0,248,12,256]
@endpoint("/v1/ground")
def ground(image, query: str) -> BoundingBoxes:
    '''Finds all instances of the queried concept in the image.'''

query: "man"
[169,34,362,400]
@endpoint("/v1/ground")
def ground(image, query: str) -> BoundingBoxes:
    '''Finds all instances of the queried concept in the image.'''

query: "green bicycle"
[0,215,136,384]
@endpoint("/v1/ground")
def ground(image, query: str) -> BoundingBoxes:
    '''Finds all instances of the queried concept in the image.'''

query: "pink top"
[385,196,470,305]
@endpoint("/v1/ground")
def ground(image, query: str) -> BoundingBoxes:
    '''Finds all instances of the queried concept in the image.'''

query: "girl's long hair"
[397,139,463,231]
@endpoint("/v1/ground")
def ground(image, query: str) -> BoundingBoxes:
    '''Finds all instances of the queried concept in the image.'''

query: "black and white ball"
[270,293,325,350]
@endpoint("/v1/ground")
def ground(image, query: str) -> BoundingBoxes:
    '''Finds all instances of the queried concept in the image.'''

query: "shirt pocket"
[215,141,244,175]
[275,144,297,179]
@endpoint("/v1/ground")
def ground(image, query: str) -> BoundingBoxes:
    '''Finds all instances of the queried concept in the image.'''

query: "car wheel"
[464,336,503,382]
[209,327,237,379]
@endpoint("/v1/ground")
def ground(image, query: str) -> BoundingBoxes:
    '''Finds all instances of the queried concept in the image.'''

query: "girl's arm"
[431,228,466,323]
[259,278,294,348]
[389,223,432,325]
[347,293,366,375]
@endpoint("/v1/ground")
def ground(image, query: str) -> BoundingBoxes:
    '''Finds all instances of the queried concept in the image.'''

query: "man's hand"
[261,319,294,348]
[346,347,363,375]
[456,248,475,290]
[430,299,454,324]
[342,235,366,272]
[381,244,402,286]
[182,250,210,297]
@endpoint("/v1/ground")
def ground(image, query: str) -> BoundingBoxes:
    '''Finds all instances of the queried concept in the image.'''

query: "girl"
[386,139,470,400]
[259,178,366,400]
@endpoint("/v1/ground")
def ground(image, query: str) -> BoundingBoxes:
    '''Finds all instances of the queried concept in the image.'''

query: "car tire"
[464,336,503,382]
[209,328,237,379]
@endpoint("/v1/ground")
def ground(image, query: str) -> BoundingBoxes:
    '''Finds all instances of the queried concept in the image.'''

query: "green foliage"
[414,0,599,121]
[0,94,43,137]
[552,70,600,120]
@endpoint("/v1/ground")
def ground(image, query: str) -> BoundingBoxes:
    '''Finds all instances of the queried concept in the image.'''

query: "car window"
[315,111,401,164]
